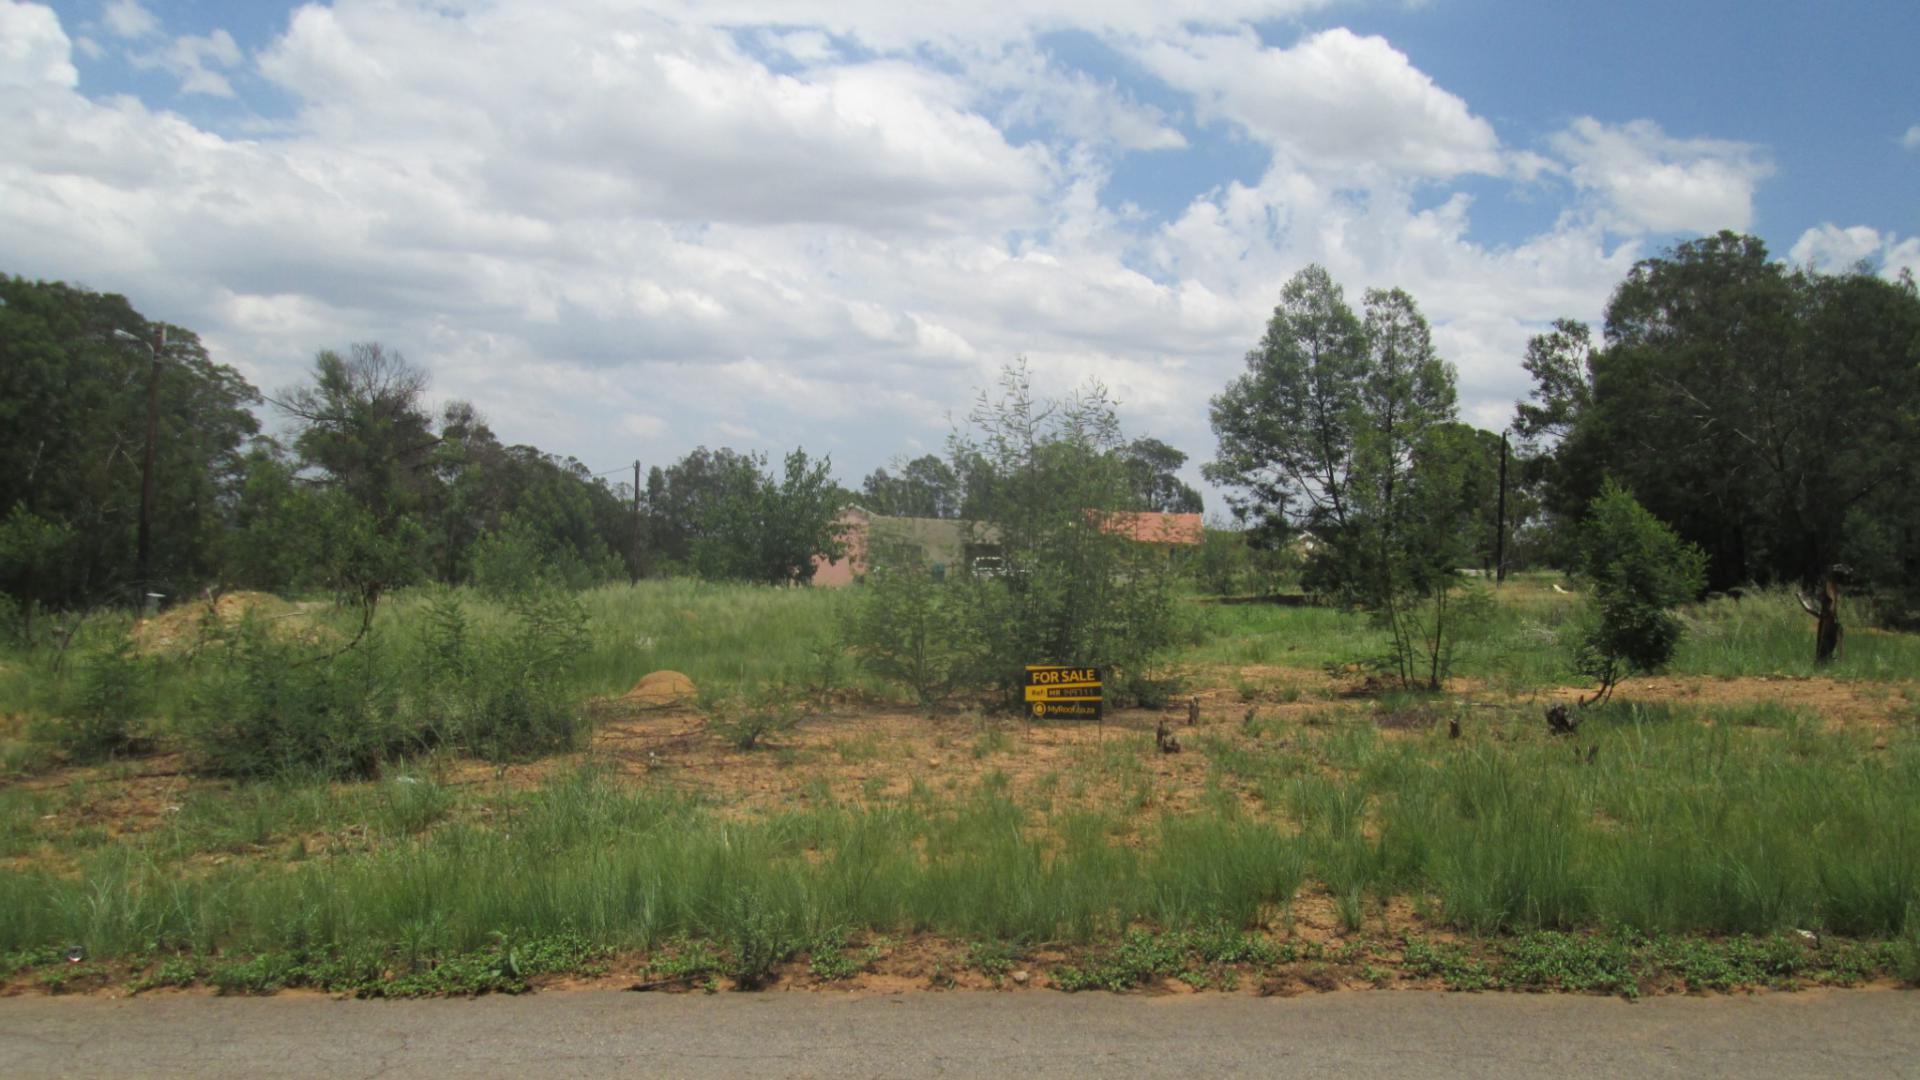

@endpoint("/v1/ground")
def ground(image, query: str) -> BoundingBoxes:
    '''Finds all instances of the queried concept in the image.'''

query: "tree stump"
[1155,718,1182,754]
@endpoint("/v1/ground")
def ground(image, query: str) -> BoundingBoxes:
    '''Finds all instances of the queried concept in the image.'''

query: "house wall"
[810,509,1199,586]
[810,507,871,587]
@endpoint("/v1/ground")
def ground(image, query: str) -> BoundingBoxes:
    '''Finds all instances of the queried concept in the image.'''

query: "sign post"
[1024,665,1103,734]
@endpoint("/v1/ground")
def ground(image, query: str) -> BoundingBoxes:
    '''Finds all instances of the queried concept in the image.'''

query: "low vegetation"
[1,574,1917,997]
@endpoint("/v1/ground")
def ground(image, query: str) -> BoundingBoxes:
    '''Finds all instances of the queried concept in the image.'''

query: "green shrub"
[840,537,965,710]
[179,619,413,779]
[720,892,798,988]
[1571,482,1707,702]
[41,632,147,761]
[470,520,552,599]
[950,365,1188,704]
[843,367,1188,710]
[0,594,24,648]
[414,588,590,759]
[181,589,589,779]
[707,692,802,750]
[1897,906,1920,986]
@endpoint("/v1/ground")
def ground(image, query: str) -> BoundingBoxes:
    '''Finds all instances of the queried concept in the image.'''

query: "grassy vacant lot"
[2,575,1918,998]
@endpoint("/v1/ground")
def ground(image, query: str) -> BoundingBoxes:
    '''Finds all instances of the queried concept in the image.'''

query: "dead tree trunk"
[1797,569,1844,666]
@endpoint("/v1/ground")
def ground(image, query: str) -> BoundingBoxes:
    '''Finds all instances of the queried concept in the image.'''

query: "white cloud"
[1903,125,1920,150]
[1549,117,1771,234]
[969,44,1188,153]
[1887,238,1920,281]
[101,0,157,40]
[1789,224,1883,271]
[652,0,1337,49]
[3,0,1878,504]
[1791,224,1920,280]
[0,0,77,88]
[1134,28,1505,179]
[254,4,1051,230]
[132,28,244,97]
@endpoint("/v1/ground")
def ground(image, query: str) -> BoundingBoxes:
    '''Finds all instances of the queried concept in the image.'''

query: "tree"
[1570,483,1707,703]
[0,505,75,631]
[276,344,441,626]
[645,447,764,571]
[860,454,960,517]
[1206,264,1366,549]
[1518,234,1920,606]
[1209,269,1480,688]
[1207,269,1462,603]
[947,361,1184,702]
[0,276,260,608]
[1512,318,1596,447]
[755,449,848,585]
[1121,438,1203,513]
[840,532,963,709]
[278,343,438,533]
[1344,286,1460,603]
[220,441,324,594]
[649,446,847,585]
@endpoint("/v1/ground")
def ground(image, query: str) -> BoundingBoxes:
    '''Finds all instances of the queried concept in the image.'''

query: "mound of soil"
[623,671,697,709]
[131,592,321,654]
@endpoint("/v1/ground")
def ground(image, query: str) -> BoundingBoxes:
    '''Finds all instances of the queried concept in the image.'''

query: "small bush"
[841,538,965,710]
[721,892,797,988]
[1897,907,1920,987]
[179,620,412,779]
[1570,482,1707,702]
[0,594,24,648]
[41,632,147,761]
[181,588,589,779]
[415,588,590,760]
[707,692,802,750]
[952,366,1189,703]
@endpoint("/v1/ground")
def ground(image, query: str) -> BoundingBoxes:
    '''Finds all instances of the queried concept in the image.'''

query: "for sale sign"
[1023,665,1102,721]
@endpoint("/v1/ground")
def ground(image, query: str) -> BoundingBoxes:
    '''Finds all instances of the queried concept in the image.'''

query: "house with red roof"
[812,507,1201,585]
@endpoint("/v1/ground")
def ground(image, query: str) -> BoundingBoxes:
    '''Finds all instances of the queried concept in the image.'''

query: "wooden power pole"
[137,326,166,609]
[631,459,643,583]
[1494,431,1509,585]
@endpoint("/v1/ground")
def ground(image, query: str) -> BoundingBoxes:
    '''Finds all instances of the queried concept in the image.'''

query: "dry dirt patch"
[1544,673,1913,729]
[130,592,329,654]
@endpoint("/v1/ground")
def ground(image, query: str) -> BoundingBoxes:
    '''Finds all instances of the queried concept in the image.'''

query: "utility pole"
[1495,431,1509,585]
[115,326,169,611]
[631,459,643,583]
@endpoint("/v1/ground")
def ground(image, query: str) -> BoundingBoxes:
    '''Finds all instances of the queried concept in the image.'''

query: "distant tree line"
[856,438,1202,520]
[0,276,1216,620]
[0,275,851,617]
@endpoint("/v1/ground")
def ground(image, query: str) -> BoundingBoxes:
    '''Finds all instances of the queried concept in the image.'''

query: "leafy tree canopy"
[0,276,259,608]
[1517,232,1920,603]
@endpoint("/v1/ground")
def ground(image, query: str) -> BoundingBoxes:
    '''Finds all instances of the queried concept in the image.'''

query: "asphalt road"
[2,989,1917,1079]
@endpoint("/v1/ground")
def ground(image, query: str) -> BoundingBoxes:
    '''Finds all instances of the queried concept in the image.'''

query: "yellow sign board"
[1024,664,1102,720]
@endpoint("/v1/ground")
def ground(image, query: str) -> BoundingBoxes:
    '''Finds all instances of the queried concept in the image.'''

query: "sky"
[4,0,1917,504]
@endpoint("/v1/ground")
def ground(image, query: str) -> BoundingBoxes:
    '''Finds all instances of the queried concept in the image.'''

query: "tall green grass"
[1191,583,1920,689]
[1673,588,1920,679]
[0,772,1308,960]
[566,581,873,698]
[5,713,1916,965]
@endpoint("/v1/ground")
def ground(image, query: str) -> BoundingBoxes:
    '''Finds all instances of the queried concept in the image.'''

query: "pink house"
[811,507,1202,586]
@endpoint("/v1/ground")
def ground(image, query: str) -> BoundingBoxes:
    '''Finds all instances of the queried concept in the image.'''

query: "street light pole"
[114,327,168,610]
